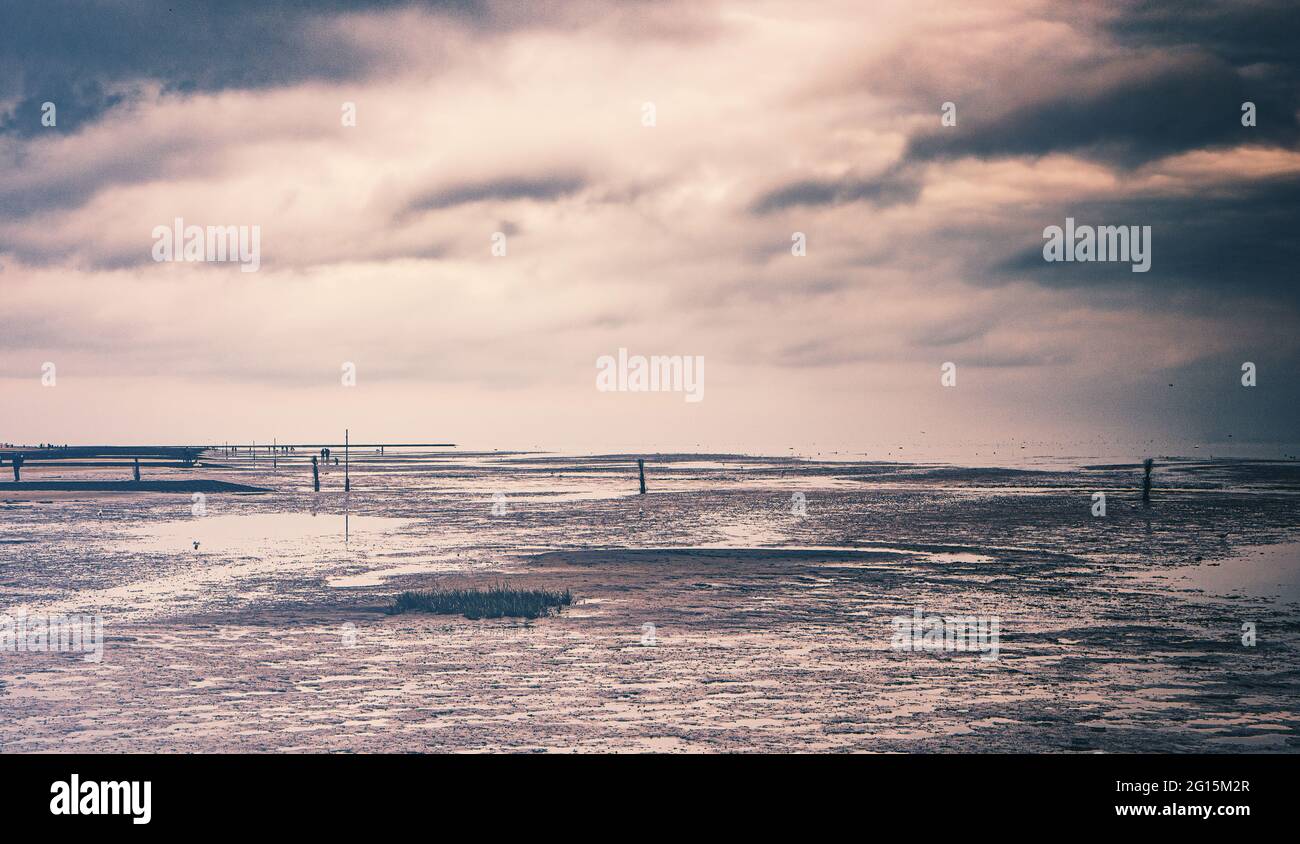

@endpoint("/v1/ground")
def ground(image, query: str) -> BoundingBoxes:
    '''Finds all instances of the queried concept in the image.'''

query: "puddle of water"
[928,552,996,564]
[701,522,789,547]
[121,512,411,555]
[1134,542,1300,605]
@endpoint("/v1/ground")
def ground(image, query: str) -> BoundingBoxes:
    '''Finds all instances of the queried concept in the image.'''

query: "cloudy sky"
[1,0,1297,454]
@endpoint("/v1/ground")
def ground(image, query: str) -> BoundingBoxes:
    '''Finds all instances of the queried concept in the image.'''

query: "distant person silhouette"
[12,453,24,482]
[133,458,141,482]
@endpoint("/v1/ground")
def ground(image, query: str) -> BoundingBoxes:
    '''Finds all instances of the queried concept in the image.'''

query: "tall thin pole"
[273,437,277,471]
[345,429,350,492]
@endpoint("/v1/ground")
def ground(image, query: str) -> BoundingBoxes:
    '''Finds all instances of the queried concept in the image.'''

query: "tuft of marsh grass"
[388,583,573,620]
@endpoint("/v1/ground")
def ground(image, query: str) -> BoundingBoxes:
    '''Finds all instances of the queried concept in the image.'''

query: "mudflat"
[1,451,1296,752]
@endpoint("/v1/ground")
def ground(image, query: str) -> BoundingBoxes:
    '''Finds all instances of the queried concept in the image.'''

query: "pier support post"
[1141,458,1153,504]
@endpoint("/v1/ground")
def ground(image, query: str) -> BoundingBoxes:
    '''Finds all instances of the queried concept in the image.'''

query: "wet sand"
[1,452,1297,752]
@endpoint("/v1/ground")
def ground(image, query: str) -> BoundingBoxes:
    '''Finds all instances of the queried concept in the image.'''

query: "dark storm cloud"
[402,173,587,213]
[0,79,131,139]
[993,175,1300,300]
[905,51,1300,169]
[1156,347,1300,443]
[884,1,1300,313]
[0,0,483,136]
[749,166,920,214]
[1103,0,1300,70]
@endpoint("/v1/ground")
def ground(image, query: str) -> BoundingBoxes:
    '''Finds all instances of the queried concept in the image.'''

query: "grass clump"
[388,583,573,620]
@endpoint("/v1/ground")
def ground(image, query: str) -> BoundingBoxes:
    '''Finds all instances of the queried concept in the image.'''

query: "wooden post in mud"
[311,456,320,492]
[345,429,350,492]
[273,438,277,471]
[1142,458,1153,504]
[638,458,646,494]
